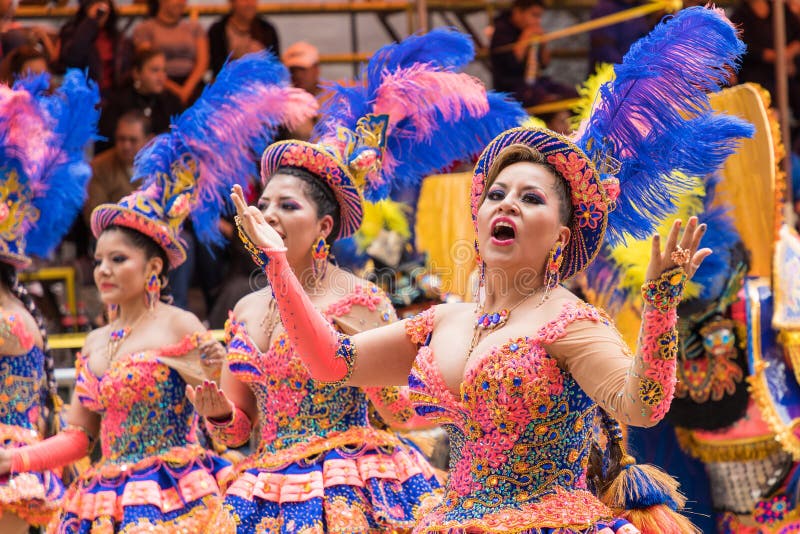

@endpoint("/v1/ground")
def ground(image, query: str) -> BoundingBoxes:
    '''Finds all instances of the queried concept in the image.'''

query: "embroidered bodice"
[75,334,206,464]
[0,312,44,434]
[0,346,46,432]
[225,284,404,465]
[406,302,615,530]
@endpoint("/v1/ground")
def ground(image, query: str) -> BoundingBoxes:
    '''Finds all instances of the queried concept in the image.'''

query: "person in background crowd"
[133,0,209,107]
[0,44,48,84]
[96,47,181,152]
[84,111,152,226]
[208,0,279,76]
[0,0,58,62]
[588,0,650,72]
[58,0,132,96]
[489,0,576,107]
[281,41,321,140]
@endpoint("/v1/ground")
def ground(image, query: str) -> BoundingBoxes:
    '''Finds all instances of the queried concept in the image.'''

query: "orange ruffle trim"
[415,487,614,533]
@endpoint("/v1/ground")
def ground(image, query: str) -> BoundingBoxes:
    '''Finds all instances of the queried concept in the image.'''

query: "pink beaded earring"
[145,273,160,311]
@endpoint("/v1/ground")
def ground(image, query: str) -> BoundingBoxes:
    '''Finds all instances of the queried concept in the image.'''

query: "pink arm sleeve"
[261,250,351,383]
[205,404,253,448]
[11,427,90,474]
[364,387,434,430]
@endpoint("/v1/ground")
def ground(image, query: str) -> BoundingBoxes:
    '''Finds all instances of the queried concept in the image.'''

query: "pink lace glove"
[10,426,90,474]
[241,239,353,385]
[205,405,253,448]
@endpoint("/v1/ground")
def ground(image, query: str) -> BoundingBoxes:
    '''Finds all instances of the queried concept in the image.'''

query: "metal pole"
[773,0,795,225]
[417,0,428,33]
[350,9,359,77]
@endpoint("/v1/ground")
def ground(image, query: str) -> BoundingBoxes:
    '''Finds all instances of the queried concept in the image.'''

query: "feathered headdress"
[91,51,318,268]
[261,27,527,239]
[0,70,99,268]
[472,6,754,282]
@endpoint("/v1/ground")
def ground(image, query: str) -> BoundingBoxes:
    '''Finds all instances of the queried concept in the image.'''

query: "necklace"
[465,287,548,364]
[107,312,148,363]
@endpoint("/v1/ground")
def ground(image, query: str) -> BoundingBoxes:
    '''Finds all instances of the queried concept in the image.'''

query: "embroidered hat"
[261,27,527,240]
[0,71,99,269]
[91,51,318,268]
[471,7,753,281]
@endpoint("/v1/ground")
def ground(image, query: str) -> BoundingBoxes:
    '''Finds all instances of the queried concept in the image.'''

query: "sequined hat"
[91,51,318,268]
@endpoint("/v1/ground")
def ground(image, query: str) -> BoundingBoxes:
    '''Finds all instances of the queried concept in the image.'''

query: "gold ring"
[670,246,691,265]
[234,215,242,226]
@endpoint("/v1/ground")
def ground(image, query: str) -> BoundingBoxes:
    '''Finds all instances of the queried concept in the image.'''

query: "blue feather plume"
[578,6,752,244]
[25,70,100,258]
[136,51,318,246]
[313,28,527,202]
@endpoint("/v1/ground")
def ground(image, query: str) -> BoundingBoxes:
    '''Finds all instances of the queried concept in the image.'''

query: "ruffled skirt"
[0,423,65,526]
[223,443,442,533]
[47,445,233,534]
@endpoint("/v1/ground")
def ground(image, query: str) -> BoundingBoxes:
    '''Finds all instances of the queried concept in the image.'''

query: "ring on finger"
[670,246,691,266]
[234,215,242,226]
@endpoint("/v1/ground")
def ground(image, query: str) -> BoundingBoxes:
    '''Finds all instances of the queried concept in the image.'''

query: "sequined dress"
[0,314,65,526]
[406,302,640,534]
[222,285,442,533]
[49,333,233,533]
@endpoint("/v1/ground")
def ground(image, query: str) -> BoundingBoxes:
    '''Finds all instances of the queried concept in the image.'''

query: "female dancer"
[187,28,527,532]
[0,71,99,534]
[230,8,755,533]
[0,52,317,532]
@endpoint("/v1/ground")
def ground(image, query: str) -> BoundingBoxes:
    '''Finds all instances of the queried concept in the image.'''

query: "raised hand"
[646,216,711,282]
[186,380,234,420]
[230,184,286,252]
[199,339,225,380]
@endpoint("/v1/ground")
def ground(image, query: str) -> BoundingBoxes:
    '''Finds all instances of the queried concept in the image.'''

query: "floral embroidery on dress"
[222,283,441,533]
[407,302,621,532]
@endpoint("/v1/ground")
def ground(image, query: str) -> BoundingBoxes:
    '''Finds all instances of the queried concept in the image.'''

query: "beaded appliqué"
[235,216,270,269]
[641,266,687,312]
[638,307,679,422]
[406,302,617,531]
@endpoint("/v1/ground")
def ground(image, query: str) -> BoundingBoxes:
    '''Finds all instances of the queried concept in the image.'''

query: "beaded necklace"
[107,312,148,363]
[465,287,547,363]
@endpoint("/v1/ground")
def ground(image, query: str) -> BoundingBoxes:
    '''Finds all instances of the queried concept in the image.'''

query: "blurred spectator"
[588,0,649,72]
[83,110,151,225]
[96,48,181,152]
[283,41,320,97]
[0,0,58,61]
[208,0,279,76]
[133,0,209,107]
[282,41,321,140]
[489,0,576,107]
[730,0,800,127]
[0,44,48,84]
[58,0,131,95]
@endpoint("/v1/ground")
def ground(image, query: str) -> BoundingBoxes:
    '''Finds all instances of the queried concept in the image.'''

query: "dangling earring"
[107,303,119,322]
[145,273,161,311]
[472,239,485,305]
[311,236,330,286]
[542,241,564,302]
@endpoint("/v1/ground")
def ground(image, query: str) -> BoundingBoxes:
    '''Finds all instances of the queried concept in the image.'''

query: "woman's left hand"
[199,339,225,379]
[645,216,711,282]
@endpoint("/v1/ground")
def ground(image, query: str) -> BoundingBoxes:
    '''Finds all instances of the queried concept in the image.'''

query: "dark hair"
[101,225,173,303]
[132,46,165,72]
[511,0,545,11]
[74,0,118,37]
[482,143,573,225]
[0,262,58,437]
[275,166,342,245]
[146,0,160,18]
[0,45,47,85]
[116,109,153,137]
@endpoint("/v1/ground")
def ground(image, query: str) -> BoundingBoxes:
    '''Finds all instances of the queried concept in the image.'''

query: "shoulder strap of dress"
[404,306,436,346]
[536,300,610,345]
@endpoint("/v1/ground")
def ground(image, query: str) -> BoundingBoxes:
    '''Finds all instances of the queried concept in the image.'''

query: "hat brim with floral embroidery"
[261,140,364,240]
[471,127,611,282]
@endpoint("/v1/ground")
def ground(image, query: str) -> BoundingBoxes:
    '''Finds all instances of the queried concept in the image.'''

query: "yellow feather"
[355,199,411,250]
[608,173,706,300]
[522,116,547,129]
